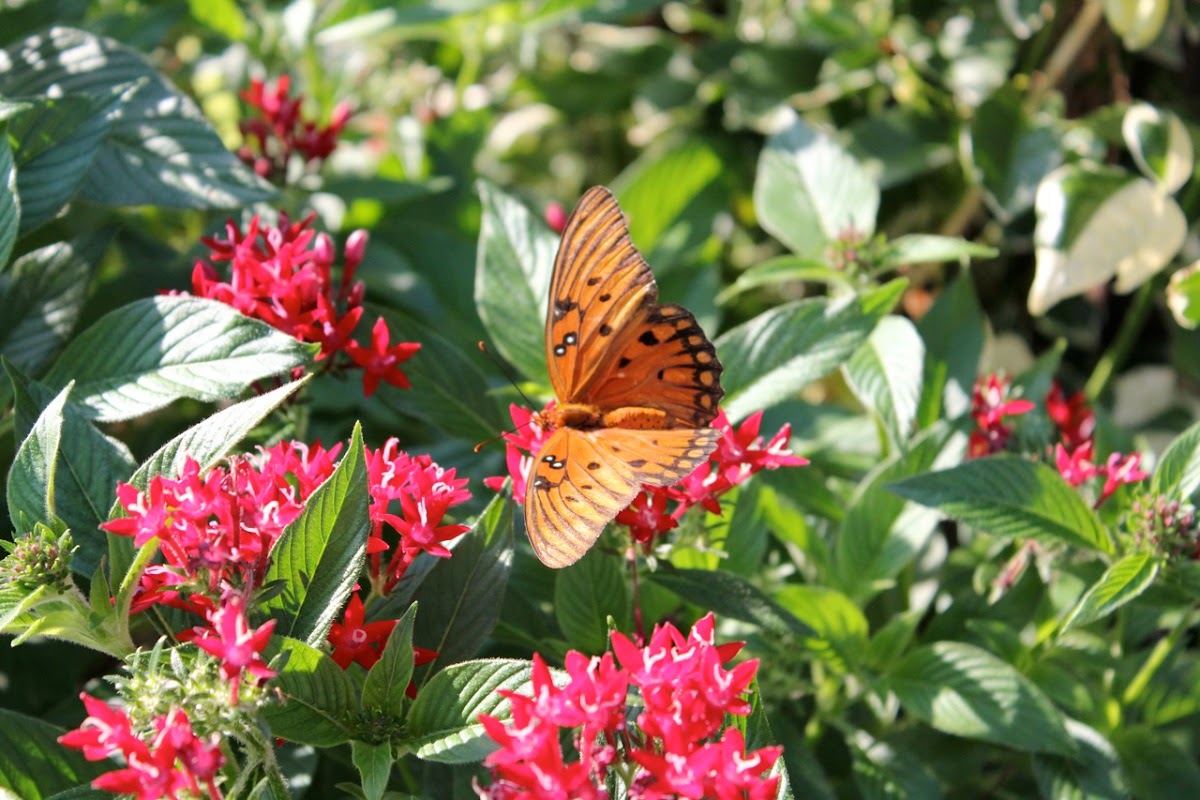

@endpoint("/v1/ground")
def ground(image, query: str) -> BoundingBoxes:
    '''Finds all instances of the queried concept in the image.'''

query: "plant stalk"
[1084,280,1155,402]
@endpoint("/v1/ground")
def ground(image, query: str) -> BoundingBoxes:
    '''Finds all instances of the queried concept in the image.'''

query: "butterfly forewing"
[545,186,658,401]
[526,427,720,568]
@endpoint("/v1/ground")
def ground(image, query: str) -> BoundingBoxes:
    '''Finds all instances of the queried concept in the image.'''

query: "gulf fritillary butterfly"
[525,186,724,568]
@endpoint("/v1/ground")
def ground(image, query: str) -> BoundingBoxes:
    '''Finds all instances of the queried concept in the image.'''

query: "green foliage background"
[2,0,1200,797]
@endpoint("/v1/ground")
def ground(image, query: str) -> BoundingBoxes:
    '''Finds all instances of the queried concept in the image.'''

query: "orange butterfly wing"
[525,186,724,568]
[545,187,722,426]
[525,427,720,568]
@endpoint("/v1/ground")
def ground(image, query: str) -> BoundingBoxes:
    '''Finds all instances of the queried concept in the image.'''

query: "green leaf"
[1150,417,1200,501]
[843,315,924,446]
[473,180,556,386]
[773,585,868,672]
[1030,165,1185,315]
[878,235,998,268]
[262,425,369,647]
[865,613,921,672]
[834,426,954,599]
[611,139,725,270]
[646,566,814,638]
[0,708,106,799]
[1167,261,1200,331]
[4,93,110,232]
[966,83,1062,222]
[716,256,852,305]
[121,377,311,498]
[743,679,794,799]
[716,279,906,421]
[412,493,513,678]
[0,132,17,268]
[41,296,313,422]
[1122,102,1192,194]
[264,637,357,747]
[755,114,879,257]
[889,456,1113,554]
[1113,727,1200,798]
[2,28,274,209]
[320,175,453,205]
[406,659,533,763]
[916,274,985,421]
[5,367,136,576]
[845,105,956,190]
[888,641,1075,756]
[1060,552,1159,633]
[849,731,944,800]
[362,604,418,718]
[1104,0,1170,50]
[377,310,506,442]
[350,741,393,800]
[187,0,246,40]
[7,384,68,532]
[0,241,97,377]
[554,551,629,654]
[1031,720,1129,800]
[672,481,770,575]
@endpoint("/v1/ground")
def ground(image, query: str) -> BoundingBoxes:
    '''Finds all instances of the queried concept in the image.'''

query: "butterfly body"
[524,186,724,568]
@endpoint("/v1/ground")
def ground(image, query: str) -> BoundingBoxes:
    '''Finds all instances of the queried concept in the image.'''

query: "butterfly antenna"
[477,341,539,408]
[473,341,540,453]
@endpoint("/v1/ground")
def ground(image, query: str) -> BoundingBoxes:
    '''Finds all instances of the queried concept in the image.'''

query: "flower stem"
[1122,603,1197,707]
[1084,281,1155,402]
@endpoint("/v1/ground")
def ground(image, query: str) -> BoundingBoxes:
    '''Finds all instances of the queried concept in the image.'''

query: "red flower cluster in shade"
[968,375,1146,505]
[326,592,438,694]
[190,213,419,397]
[485,407,806,550]
[1045,382,1096,449]
[60,696,224,800]
[968,373,1035,457]
[477,613,781,798]
[102,439,470,620]
[238,75,351,182]
[1045,381,1146,507]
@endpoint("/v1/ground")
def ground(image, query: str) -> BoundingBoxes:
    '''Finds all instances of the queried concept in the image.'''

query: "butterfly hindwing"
[586,302,723,428]
[525,426,720,568]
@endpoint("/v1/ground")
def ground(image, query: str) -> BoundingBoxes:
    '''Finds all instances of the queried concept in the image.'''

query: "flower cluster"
[364,437,473,592]
[188,594,276,705]
[60,696,225,800]
[327,591,440,694]
[485,407,805,551]
[1127,495,1200,559]
[968,374,1147,506]
[1043,380,1146,507]
[237,76,351,183]
[1045,382,1096,449]
[968,373,1035,457]
[103,439,470,619]
[477,613,781,798]
[0,523,75,593]
[190,213,419,397]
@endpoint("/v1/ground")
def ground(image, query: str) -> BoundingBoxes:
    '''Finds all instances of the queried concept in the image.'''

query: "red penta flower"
[969,373,1034,457]
[344,317,421,396]
[327,593,397,670]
